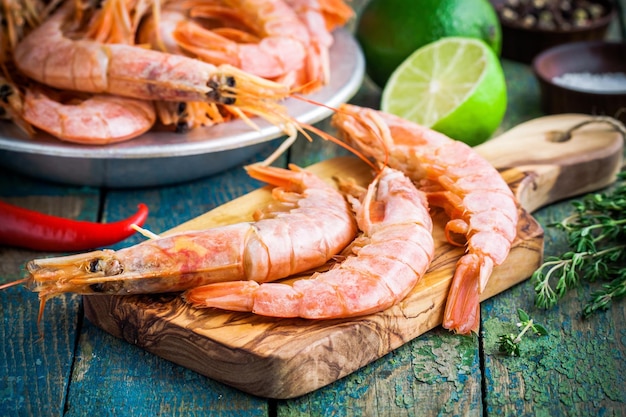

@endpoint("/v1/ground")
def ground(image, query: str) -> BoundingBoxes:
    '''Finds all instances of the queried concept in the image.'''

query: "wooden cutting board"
[84,114,624,399]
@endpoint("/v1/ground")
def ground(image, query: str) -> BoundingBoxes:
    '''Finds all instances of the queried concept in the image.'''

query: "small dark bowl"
[532,41,626,123]
[492,0,616,64]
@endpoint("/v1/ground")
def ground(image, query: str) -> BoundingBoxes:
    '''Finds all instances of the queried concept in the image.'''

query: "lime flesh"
[381,37,507,146]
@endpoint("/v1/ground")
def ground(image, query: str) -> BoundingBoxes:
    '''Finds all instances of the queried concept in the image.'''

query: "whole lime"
[356,0,502,88]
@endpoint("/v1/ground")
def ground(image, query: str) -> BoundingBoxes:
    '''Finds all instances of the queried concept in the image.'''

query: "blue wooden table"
[2,6,626,417]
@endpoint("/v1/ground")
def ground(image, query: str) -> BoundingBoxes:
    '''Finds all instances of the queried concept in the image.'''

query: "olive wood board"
[84,114,624,399]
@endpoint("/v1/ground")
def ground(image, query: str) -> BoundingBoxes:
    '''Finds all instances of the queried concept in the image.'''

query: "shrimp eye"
[0,84,12,103]
[206,78,236,105]
[175,121,190,133]
[88,259,101,273]
[206,81,219,102]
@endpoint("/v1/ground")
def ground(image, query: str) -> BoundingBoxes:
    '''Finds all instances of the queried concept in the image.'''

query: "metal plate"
[0,29,364,188]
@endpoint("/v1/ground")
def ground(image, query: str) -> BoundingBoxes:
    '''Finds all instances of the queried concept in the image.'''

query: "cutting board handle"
[475,114,624,213]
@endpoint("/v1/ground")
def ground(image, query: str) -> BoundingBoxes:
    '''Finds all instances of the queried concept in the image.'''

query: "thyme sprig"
[532,171,626,316]
[498,309,548,357]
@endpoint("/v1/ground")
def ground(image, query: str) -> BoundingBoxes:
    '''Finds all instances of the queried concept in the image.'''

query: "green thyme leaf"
[532,171,626,315]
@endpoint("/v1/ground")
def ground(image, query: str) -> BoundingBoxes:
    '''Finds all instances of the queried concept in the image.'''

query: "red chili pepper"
[0,201,149,252]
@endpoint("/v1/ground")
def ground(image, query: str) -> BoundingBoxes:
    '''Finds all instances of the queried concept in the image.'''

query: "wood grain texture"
[85,115,622,398]
[82,162,539,399]
[474,114,624,211]
[83,114,623,399]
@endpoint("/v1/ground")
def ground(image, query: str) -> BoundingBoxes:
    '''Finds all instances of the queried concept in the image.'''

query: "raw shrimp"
[284,0,354,92]
[12,2,294,129]
[184,166,435,319]
[331,104,519,334]
[23,164,357,319]
[22,88,156,144]
[157,1,309,82]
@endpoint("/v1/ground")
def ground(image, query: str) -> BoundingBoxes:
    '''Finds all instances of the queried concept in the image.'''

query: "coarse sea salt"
[551,72,626,93]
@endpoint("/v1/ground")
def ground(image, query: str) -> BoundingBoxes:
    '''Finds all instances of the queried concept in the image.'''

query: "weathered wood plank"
[276,329,482,417]
[482,192,626,416]
[0,167,99,416]
[64,320,268,417]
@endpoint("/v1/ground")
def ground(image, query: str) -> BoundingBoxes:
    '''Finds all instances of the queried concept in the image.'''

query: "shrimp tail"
[184,281,259,312]
[442,254,483,334]
[185,280,303,317]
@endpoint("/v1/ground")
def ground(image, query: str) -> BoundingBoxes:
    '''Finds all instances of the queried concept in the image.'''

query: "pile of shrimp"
[0,0,354,144]
[2,104,520,336]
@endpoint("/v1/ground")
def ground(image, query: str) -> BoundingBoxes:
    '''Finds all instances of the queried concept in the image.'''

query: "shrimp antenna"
[299,122,379,172]
[0,277,47,336]
[286,95,380,172]
[247,92,377,170]
[0,276,30,291]
[37,297,48,333]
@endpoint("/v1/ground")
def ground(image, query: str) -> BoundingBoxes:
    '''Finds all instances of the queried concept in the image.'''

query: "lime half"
[381,37,507,146]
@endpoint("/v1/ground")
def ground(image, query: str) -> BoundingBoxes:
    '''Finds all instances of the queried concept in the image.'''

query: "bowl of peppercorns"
[533,40,626,122]
[491,0,616,63]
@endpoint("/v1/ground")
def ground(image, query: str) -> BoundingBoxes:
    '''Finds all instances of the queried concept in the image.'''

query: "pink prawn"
[184,166,435,319]
[331,104,519,334]
[22,164,357,319]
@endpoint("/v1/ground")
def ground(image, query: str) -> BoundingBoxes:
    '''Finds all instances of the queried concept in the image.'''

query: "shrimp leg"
[184,167,435,319]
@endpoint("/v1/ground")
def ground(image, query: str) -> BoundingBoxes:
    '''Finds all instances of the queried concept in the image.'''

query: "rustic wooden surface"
[81,159,540,400]
[2,1,626,415]
[80,113,622,399]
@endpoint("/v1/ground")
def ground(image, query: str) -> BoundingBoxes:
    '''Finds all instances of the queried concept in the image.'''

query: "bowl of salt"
[532,41,626,123]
